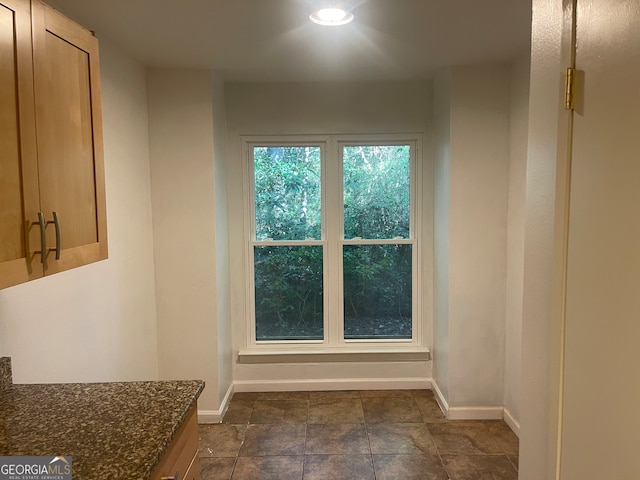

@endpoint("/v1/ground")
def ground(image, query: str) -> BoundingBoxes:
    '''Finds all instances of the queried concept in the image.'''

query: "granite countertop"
[0,378,204,480]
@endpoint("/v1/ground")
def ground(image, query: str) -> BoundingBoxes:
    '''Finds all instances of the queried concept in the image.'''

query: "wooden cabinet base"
[150,405,201,480]
[183,453,201,480]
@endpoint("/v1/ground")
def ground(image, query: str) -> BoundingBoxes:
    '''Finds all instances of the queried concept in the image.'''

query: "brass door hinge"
[565,67,576,110]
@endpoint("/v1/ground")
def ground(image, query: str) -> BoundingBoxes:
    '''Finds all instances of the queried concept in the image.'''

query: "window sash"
[340,143,413,241]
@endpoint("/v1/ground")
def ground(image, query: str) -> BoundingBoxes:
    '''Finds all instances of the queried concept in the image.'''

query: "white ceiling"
[46,0,531,82]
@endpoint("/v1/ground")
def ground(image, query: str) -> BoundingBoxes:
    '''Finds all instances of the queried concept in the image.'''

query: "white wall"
[225,82,433,136]
[212,72,232,405]
[431,65,511,414]
[432,71,451,402]
[447,65,510,409]
[147,69,228,413]
[0,38,159,383]
[503,55,530,427]
[225,81,433,386]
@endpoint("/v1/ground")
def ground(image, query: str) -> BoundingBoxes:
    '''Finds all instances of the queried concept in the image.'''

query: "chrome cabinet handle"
[33,211,47,264]
[49,211,61,260]
[32,212,61,263]
[161,472,179,480]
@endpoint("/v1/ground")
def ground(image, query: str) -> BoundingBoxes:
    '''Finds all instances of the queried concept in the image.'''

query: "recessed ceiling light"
[309,7,354,26]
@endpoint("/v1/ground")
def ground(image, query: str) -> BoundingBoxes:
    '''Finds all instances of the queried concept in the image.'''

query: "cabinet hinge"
[565,67,576,110]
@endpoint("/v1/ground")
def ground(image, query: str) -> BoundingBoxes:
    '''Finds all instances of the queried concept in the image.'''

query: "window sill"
[237,347,431,364]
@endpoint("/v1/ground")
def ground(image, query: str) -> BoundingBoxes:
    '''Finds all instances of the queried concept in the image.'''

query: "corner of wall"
[147,69,221,412]
[432,70,452,404]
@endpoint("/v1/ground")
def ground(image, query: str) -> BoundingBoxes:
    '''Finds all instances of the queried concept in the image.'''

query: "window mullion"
[411,140,421,345]
[244,141,257,348]
[325,137,342,347]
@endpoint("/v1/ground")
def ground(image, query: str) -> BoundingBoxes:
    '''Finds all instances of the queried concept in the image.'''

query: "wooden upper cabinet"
[32,0,107,275]
[0,0,40,289]
[0,0,107,289]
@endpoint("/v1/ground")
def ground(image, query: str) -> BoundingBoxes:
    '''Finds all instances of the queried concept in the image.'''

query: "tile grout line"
[364,419,376,480]
[415,390,452,479]
[302,398,309,480]
[359,390,379,480]
[232,395,255,479]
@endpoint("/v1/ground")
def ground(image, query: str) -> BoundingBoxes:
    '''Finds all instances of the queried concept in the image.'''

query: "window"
[252,145,324,341]
[342,145,412,340]
[245,135,422,349]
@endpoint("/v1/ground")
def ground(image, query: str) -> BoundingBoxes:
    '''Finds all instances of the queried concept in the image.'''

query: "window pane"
[254,245,323,341]
[254,146,321,241]
[343,244,412,339]
[343,145,410,240]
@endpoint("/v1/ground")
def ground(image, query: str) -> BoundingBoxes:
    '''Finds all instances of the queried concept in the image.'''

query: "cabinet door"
[0,0,42,289]
[31,0,107,275]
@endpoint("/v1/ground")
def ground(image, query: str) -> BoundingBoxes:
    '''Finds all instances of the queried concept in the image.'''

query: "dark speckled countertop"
[0,378,204,480]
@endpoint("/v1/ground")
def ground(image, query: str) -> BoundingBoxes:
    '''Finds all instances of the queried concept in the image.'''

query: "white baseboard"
[503,407,520,437]
[197,409,221,424]
[430,379,514,424]
[233,377,432,392]
[430,379,449,416]
[447,406,504,421]
[198,382,234,424]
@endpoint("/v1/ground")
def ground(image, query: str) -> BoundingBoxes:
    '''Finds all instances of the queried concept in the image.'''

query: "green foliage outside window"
[254,245,323,340]
[254,146,321,241]
[253,144,412,341]
[343,244,412,339]
[343,145,410,240]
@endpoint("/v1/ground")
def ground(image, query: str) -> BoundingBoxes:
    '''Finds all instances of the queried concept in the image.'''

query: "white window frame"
[241,134,425,356]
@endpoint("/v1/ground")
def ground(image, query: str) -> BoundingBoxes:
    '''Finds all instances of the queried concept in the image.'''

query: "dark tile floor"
[198,390,519,480]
